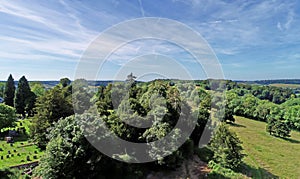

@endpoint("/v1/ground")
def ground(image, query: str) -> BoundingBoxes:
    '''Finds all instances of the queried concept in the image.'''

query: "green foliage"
[0,103,16,129]
[190,107,210,146]
[31,83,73,149]
[72,79,93,114]
[4,74,15,107]
[30,82,45,97]
[282,98,300,106]
[209,124,244,169]
[208,160,243,178]
[34,115,95,178]
[0,168,23,179]
[14,76,36,117]
[266,118,291,138]
[0,82,5,98]
[34,114,145,179]
[283,105,300,130]
[59,77,71,87]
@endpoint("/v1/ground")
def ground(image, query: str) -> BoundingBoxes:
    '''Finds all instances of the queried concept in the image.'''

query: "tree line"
[28,78,244,178]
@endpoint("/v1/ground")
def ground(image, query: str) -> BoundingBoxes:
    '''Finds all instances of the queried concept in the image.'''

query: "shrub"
[208,160,242,178]
[33,155,37,159]
[26,156,30,161]
[13,149,17,153]
[1,156,3,160]
[6,155,10,158]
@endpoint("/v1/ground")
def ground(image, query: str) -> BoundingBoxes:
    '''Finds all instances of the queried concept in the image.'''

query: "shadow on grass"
[281,137,300,144]
[237,162,279,179]
[229,123,246,128]
[13,134,29,142]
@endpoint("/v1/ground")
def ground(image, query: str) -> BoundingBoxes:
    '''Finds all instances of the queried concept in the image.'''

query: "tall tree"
[4,74,15,107]
[31,84,73,149]
[15,76,32,117]
[60,77,71,87]
[210,124,245,169]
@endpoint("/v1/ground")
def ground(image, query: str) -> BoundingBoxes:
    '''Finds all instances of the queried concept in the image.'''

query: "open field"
[269,83,300,89]
[229,116,300,178]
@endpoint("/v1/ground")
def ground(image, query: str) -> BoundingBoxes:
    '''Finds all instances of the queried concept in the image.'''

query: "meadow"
[230,116,300,178]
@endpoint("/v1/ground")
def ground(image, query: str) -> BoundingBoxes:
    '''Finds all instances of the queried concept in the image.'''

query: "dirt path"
[146,155,211,179]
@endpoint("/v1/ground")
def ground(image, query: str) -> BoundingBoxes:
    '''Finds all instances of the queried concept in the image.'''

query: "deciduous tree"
[0,103,16,129]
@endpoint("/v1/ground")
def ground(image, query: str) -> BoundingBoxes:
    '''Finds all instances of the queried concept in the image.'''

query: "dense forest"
[0,74,299,178]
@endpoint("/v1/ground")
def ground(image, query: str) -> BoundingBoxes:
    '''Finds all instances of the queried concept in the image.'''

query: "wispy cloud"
[0,0,299,80]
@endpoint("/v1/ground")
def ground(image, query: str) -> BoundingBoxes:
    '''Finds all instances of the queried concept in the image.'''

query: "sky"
[0,0,300,81]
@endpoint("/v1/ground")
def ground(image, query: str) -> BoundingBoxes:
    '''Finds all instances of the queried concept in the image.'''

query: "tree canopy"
[0,103,16,129]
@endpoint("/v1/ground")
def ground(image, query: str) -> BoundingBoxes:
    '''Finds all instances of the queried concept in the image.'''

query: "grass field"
[0,119,44,168]
[229,116,300,178]
[269,83,300,89]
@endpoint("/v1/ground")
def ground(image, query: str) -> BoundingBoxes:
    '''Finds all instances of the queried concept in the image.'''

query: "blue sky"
[0,0,300,81]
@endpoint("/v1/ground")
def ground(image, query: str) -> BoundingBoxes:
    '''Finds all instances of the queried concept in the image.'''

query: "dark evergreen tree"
[210,124,245,169]
[60,77,71,87]
[14,76,31,117]
[4,74,15,107]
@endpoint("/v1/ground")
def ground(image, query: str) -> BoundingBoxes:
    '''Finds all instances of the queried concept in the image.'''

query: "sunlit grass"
[0,119,44,168]
[229,116,300,178]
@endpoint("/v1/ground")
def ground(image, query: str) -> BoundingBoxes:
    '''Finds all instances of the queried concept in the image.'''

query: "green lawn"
[0,119,44,168]
[229,116,300,178]
[0,140,43,168]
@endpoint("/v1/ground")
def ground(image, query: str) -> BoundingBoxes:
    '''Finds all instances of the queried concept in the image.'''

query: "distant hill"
[235,79,300,85]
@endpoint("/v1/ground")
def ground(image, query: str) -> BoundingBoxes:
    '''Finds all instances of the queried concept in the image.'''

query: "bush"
[33,155,37,159]
[208,160,242,178]
[13,149,17,153]
[266,118,291,138]
[1,156,3,160]
[26,156,30,161]
[0,148,3,151]
[6,155,10,158]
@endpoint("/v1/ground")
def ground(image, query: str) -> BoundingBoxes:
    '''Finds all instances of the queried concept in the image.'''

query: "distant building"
[0,97,4,103]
